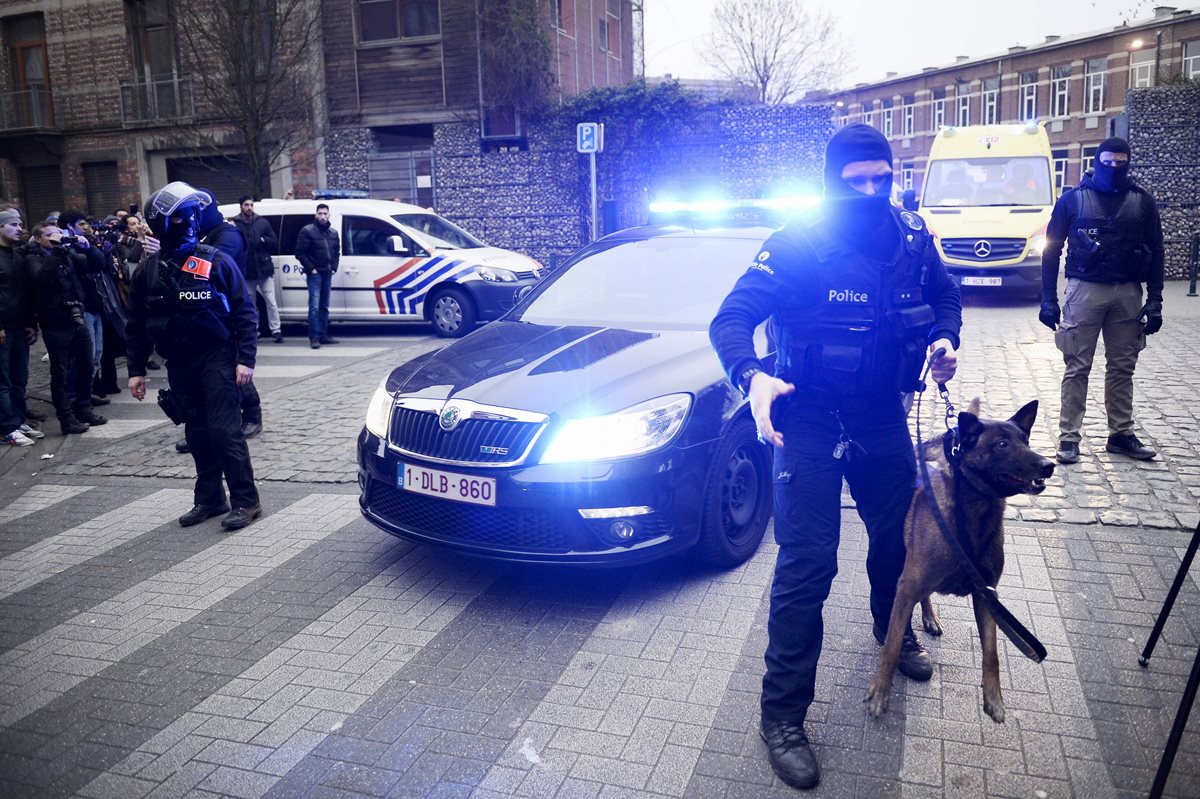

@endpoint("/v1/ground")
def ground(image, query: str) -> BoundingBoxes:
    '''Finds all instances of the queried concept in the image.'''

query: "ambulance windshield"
[922,156,1053,208]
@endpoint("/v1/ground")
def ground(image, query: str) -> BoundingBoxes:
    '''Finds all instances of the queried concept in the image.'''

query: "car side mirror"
[387,235,409,255]
[902,188,918,212]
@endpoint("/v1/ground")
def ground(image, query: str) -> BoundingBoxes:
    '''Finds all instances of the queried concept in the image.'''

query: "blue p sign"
[577,122,601,153]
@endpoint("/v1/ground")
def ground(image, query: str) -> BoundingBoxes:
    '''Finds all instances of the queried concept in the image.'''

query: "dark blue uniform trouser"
[762,395,916,723]
[167,343,259,510]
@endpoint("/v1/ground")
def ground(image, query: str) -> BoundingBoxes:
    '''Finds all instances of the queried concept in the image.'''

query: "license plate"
[398,462,496,507]
[962,276,1003,287]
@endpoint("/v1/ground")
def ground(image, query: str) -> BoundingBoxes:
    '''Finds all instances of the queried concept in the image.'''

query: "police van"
[216,197,543,337]
[906,123,1056,298]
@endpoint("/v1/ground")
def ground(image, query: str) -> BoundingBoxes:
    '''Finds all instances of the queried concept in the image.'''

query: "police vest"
[1064,186,1153,283]
[775,209,936,398]
[143,244,233,355]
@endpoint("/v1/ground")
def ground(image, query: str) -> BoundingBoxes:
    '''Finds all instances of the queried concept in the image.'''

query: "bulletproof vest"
[143,244,232,355]
[774,208,936,398]
[1064,186,1152,283]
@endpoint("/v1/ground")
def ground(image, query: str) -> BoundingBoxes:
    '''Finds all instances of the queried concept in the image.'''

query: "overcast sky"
[644,0,1179,88]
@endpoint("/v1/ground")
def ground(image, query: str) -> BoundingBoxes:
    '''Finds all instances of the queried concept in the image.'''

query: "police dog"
[865,399,1054,723]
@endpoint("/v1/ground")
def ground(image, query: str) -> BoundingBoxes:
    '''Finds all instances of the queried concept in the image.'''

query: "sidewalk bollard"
[1189,232,1199,297]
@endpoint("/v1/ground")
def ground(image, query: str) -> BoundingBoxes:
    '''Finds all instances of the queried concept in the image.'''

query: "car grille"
[941,238,1027,262]
[367,481,578,552]
[514,270,539,280]
[390,407,544,466]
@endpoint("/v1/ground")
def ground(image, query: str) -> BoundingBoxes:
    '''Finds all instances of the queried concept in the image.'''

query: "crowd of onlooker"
[0,203,161,447]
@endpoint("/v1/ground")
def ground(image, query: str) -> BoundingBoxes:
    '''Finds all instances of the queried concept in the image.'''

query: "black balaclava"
[162,204,201,261]
[1092,136,1132,192]
[823,123,895,252]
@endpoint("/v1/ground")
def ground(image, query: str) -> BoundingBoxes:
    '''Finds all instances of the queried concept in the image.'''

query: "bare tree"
[703,0,847,104]
[478,0,556,116]
[175,0,324,197]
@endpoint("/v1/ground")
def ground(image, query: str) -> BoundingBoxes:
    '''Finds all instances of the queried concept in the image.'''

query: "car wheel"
[428,287,478,338]
[696,417,772,568]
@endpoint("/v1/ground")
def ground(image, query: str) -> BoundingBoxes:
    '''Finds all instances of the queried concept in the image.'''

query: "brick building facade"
[0,0,638,224]
[826,5,1200,196]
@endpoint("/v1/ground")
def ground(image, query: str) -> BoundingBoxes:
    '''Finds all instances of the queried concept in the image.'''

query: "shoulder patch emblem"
[899,211,924,231]
[181,256,213,281]
[750,250,774,276]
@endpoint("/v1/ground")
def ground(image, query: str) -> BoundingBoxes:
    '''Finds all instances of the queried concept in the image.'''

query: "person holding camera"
[126,182,262,531]
[25,222,105,435]
[1038,137,1165,465]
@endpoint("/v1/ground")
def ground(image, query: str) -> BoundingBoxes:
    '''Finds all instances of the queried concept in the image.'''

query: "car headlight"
[1030,235,1047,256]
[476,266,518,283]
[540,394,692,464]
[365,380,394,438]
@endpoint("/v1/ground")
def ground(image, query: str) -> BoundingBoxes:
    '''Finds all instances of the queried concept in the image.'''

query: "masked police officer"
[710,124,962,790]
[126,182,263,531]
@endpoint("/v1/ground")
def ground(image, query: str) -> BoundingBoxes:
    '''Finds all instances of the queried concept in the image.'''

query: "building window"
[359,0,440,43]
[1019,70,1038,120]
[4,14,52,128]
[1081,145,1097,176]
[1085,57,1106,114]
[1129,48,1156,88]
[556,0,574,35]
[981,77,999,124]
[882,98,893,138]
[598,18,608,52]
[901,94,914,136]
[1185,40,1200,78]
[932,88,946,130]
[600,11,620,57]
[1052,149,1068,191]
[900,161,914,190]
[955,83,971,127]
[863,104,873,127]
[1051,64,1070,117]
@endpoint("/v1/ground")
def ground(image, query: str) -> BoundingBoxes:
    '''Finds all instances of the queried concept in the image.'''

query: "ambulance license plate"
[398,462,496,507]
[962,276,1003,287]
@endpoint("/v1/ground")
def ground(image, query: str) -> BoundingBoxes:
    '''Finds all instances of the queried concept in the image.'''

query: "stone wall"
[1126,84,1200,281]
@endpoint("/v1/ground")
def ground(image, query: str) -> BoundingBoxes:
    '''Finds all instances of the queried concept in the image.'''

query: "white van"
[216,198,544,337]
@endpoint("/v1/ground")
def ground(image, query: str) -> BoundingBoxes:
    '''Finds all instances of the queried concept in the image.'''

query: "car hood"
[921,206,1050,239]
[430,246,542,274]
[386,320,722,418]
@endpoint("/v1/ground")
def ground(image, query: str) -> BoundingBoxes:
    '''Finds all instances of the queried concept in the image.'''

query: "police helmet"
[143,181,211,239]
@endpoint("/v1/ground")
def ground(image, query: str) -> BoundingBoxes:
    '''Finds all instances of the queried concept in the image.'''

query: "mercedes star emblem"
[974,240,992,258]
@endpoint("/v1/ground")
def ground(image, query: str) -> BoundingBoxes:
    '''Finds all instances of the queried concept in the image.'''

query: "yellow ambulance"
[907,123,1056,299]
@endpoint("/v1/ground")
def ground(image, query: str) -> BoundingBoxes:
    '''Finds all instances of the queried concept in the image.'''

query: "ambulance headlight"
[476,266,518,283]
[1031,235,1047,256]
[541,395,692,464]
[365,380,394,438]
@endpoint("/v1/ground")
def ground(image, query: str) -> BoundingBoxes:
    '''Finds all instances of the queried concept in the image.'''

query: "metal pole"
[590,151,597,242]
[1148,643,1200,799]
[1188,232,1198,297]
[1140,521,1200,666]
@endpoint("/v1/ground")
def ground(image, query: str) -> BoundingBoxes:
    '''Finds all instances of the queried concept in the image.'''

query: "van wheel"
[429,287,477,338]
[695,417,772,568]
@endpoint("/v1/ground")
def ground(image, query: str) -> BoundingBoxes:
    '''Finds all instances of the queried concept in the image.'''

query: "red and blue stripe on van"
[371,255,476,315]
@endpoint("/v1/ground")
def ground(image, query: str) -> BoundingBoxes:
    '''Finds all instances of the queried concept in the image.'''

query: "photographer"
[26,223,105,435]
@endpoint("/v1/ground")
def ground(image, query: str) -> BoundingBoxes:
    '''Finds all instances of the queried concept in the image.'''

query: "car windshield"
[392,214,484,250]
[514,235,764,331]
[923,156,1053,208]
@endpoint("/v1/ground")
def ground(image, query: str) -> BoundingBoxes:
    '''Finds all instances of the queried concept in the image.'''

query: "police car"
[358,218,778,566]
[217,196,543,337]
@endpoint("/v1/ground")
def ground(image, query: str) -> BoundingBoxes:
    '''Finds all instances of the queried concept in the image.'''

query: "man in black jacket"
[233,196,282,344]
[25,223,105,435]
[127,182,262,531]
[1,209,41,446]
[1039,137,1164,465]
[710,124,961,791]
[294,203,339,349]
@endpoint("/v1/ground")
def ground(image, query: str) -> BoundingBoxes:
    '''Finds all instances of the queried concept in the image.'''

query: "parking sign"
[577,122,603,153]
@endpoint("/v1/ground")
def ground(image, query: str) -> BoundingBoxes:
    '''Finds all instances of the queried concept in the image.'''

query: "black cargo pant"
[167,343,259,510]
[42,325,95,423]
[761,394,916,723]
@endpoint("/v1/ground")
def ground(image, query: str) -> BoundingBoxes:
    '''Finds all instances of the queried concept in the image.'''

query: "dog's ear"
[957,411,983,450]
[1008,400,1039,438]
[967,397,981,415]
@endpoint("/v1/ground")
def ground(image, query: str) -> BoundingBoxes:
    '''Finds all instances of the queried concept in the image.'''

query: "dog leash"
[915,349,1047,663]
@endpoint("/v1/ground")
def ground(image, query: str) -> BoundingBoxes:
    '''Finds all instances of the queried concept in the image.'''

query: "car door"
[275,212,345,319]
[339,214,429,319]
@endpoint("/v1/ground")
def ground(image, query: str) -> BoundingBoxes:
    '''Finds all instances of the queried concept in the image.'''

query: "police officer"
[126,181,263,531]
[710,124,962,790]
[1038,136,1164,465]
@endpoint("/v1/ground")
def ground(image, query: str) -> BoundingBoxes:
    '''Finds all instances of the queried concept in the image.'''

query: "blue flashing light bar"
[648,196,821,216]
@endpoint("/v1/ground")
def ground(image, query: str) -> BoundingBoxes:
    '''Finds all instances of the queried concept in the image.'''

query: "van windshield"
[922,156,1053,208]
[392,214,484,250]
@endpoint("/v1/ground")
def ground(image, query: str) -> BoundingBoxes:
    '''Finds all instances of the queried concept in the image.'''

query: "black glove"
[1139,300,1163,335]
[1039,301,1061,331]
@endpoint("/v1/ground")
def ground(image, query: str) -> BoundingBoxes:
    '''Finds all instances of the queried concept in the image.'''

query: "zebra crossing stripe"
[0,488,194,602]
[0,484,93,526]
[0,494,359,728]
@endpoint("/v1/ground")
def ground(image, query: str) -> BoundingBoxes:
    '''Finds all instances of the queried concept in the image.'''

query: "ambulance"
[907,123,1056,298]
[216,197,544,337]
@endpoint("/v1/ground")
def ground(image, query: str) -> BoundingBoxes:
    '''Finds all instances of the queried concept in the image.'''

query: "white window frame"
[1185,41,1200,78]
[1052,150,1068,192]
[1019,72,1037,121]
[1129,49,1156,88]
[1051,65,1070,117]
[900,162,914,190]
[882,107,894,138]
[932,97,945,130]
[1085,58,1106,114]
[956,94,970,127]
[982,87,999,124]
[1081,145,1097,176]
[902,100,914,137]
